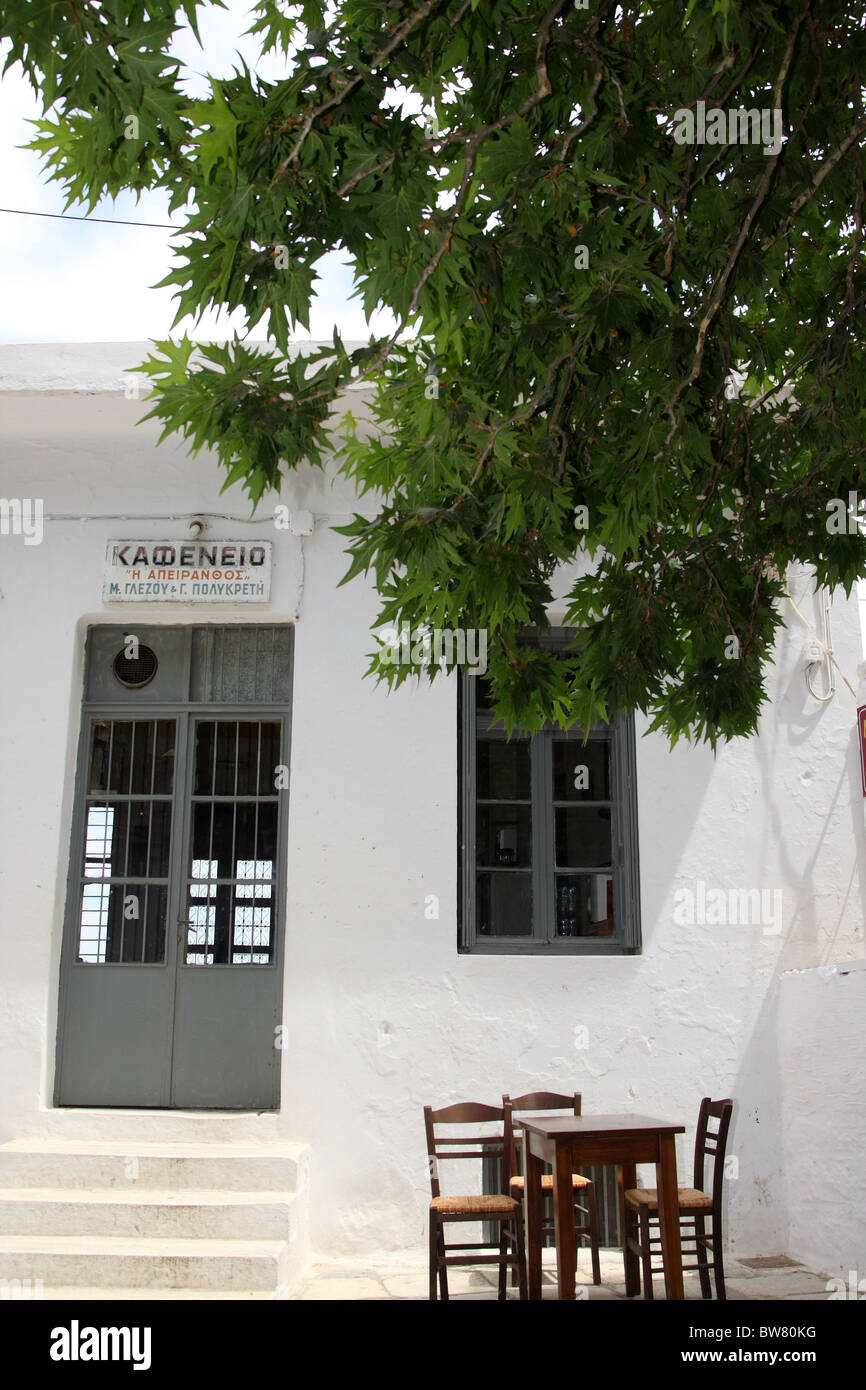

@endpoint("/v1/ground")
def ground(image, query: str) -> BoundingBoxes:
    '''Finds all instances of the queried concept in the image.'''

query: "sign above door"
[103,540,272,603]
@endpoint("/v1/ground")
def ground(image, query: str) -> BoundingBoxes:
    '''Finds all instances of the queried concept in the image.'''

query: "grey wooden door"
[54,626,292,1109]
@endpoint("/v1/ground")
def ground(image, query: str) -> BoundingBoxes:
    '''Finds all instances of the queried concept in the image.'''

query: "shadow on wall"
[729,586,866,1265]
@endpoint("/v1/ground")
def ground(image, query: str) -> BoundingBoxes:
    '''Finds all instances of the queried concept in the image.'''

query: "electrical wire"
[0,207,176,229]
[784,580,853,697]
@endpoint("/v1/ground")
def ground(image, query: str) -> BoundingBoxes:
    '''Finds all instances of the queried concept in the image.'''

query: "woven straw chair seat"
[430,1193,519,1215]
[509,1173,591,1192]
[624,1186,713,1213]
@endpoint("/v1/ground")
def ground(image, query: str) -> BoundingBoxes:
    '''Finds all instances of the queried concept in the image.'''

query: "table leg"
[552,1143,577,1301]
[619,1161,640,1297]
[656,1133,684,1300]
[524,1133,544,1301]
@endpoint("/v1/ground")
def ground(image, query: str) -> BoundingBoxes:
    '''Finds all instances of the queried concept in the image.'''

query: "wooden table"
[521,1113,686,1301]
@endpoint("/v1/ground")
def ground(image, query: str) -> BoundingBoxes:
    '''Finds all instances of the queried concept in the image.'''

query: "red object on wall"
[859,706,866,797]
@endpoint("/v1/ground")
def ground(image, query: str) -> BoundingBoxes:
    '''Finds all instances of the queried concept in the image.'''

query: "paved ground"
[294,1248,834,1300]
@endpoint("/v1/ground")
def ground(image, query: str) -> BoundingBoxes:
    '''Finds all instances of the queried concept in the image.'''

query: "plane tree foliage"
[5,0,866,742]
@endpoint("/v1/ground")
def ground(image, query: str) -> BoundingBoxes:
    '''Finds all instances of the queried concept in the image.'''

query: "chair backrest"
[693,1097,734,1208]
[503,1092,582,1177]
[423,1102,513,1199]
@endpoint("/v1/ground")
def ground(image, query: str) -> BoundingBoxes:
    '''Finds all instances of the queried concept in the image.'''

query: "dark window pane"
[187,720,281,967]
[474,675,496,714]
[476,871,532,937]
[149,800,172,877]
[108,722,133,794]
[477,805,532,868]
[234,802,257,863]
[555,807,612,869]
[211,881,234,964]
[154,720,176,794]
[121,882,145,961]
[194,721,215,795]
[144,884,168,962]
[126,801,152,878]
[211,803,236,875]
[257,802,277,863]
[89,722,111,793]
[191,801,213,863]
[555,874,615,937]
[236,722,260,795]
[130,721,154,794]
[477,740,531,800]
[553,740,611,802]
[104,884,124,963]
[258,723,281,794]
[214,722,237,795]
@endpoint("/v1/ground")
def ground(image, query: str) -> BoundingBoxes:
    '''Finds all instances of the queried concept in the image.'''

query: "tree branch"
[657,5,809,454]
[270,0,446,186]
[760,114,866,253]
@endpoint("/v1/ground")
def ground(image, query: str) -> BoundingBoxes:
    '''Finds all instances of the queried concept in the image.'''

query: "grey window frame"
[458,631,641,955]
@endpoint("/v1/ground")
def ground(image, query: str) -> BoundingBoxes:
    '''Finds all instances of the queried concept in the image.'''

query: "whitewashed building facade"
[0,341,864,1297]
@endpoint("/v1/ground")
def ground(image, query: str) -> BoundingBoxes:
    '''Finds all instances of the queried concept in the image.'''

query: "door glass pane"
[184,720,280,966]
[214,722,237,795]
[88,722,111,793]
[149,801,172,877]
[108,721,133,794]
[130,721,155,794]
[76,719,174,965]
[257,801,277,861]
[234,802,257,862]
[236,722,260,795]
[258,723,281,794]
[126,802,152,878]
[194,721,215,795]
[153,720,175,794]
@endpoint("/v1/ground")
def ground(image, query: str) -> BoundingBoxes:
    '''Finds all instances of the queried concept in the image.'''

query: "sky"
[0,0,390,344]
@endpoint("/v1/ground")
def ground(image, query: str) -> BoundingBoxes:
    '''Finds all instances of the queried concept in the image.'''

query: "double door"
[55,625,292,1109]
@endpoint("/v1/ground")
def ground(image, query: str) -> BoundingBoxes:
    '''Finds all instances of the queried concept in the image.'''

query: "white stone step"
[0,1235,290,1290]
[15,1110,289,1146]
[26,1285,281,1300]
[0,1141,307,1192]
[0,1188,297,1240]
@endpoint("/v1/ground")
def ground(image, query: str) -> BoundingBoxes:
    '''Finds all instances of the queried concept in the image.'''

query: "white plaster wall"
[778,965,866,1276]
[1,344,864,1276]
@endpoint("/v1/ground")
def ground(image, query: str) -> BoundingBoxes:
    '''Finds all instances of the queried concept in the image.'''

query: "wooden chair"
[503,1091,602,1285]
[623,1096,734,1299]
[424,1101,528,1300]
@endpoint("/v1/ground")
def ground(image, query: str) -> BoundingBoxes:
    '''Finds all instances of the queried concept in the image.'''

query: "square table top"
[519,1113,685,1139]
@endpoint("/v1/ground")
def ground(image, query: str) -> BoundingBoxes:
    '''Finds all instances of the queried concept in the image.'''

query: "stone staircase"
[0,1138,310,1299]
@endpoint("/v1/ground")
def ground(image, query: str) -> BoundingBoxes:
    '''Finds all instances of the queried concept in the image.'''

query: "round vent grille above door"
[113,643,158,688]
